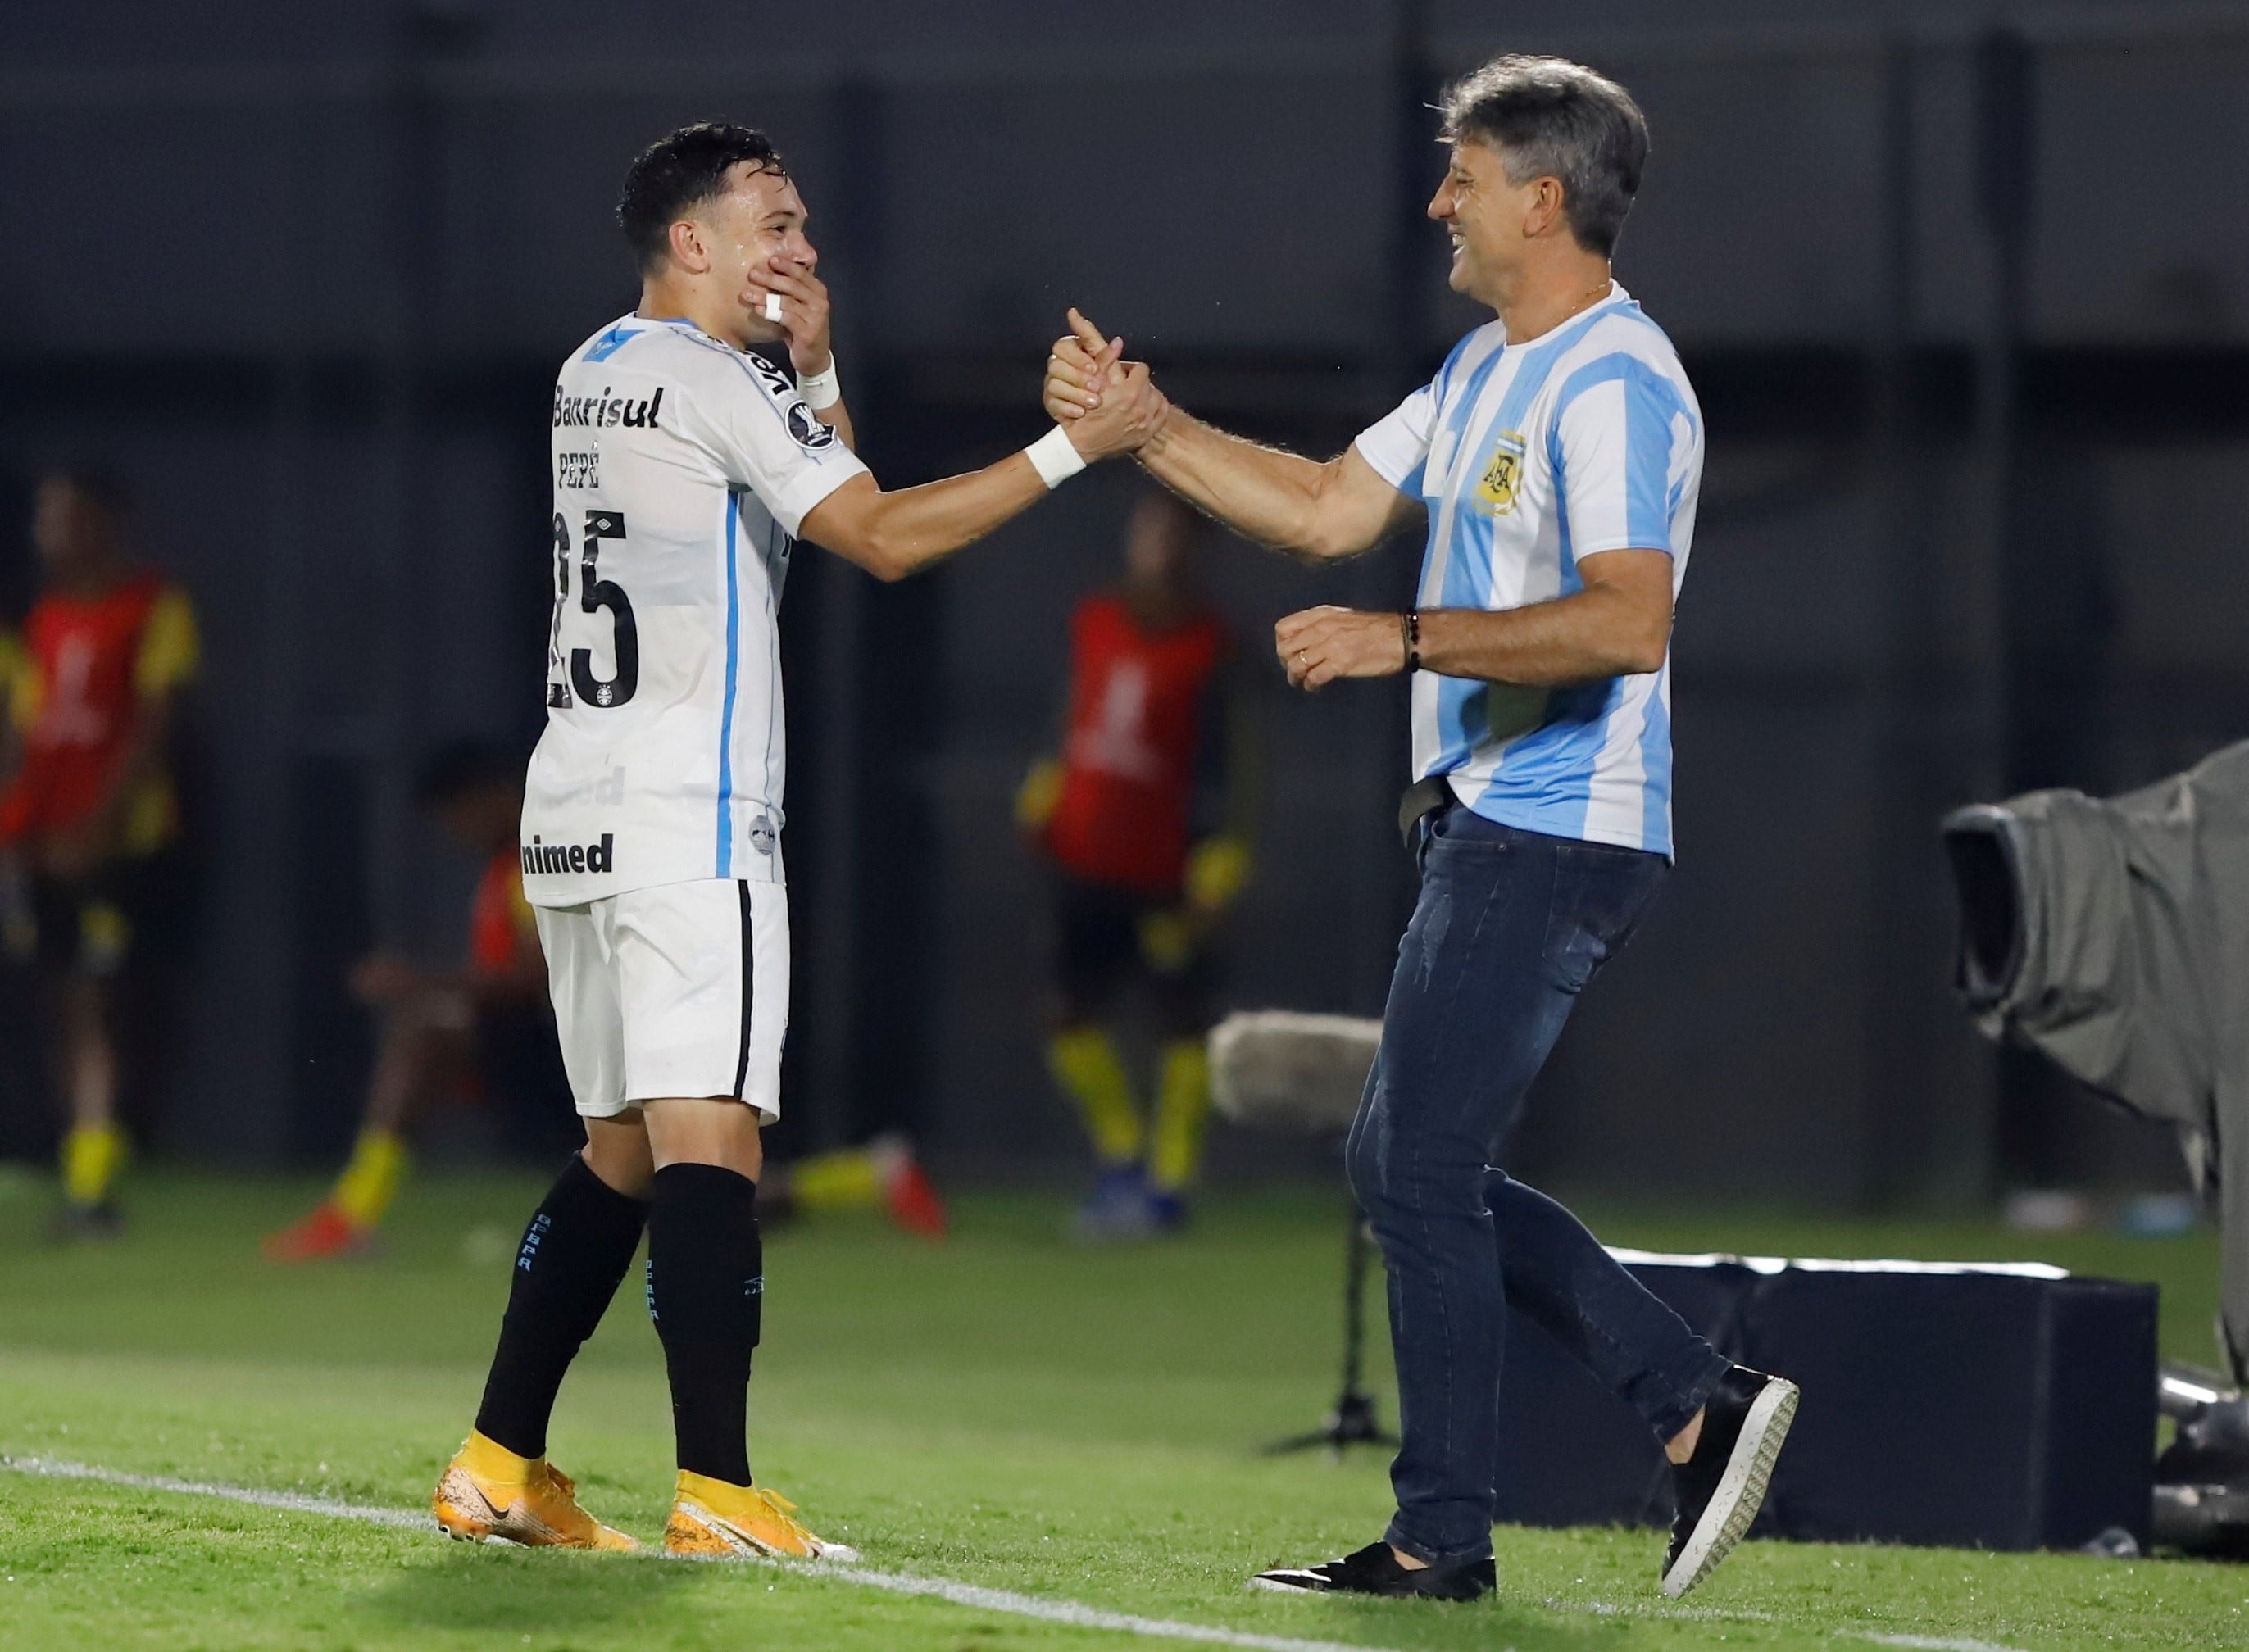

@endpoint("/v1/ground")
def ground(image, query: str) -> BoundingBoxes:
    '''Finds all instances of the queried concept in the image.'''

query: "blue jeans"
[1345,805,1730,1565]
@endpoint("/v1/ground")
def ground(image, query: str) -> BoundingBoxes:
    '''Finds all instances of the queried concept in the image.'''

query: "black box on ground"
[1488,1252,2156,1551]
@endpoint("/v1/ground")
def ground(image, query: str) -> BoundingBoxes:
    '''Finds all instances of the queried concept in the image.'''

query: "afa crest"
[1474,430,1528,515]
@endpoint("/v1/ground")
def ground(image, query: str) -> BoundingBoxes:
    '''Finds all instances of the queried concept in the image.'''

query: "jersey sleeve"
[1551,353,1695,562]
[1352,382,1438,497]
[134,587,200,698]
[680,350,870,538]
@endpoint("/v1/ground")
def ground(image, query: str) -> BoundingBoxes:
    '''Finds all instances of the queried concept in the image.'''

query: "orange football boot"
[663,1472,858,1561]
[431,1432,637,1551]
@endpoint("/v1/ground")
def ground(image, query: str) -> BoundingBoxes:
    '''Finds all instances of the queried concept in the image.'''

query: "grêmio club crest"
[1474,429,1529,515]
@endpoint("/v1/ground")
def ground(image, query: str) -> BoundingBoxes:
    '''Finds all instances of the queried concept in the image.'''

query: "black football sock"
[645,1162,761,1486]
[471,1155,648,1460]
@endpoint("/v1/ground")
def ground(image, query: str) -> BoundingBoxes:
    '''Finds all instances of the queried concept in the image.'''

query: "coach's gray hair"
[1438,55,1648,257]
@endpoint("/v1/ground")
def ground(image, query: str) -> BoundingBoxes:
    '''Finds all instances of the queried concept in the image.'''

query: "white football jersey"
[521,313,868,906]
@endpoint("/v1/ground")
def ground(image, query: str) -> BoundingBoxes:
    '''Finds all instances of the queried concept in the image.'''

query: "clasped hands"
[1043,307,1406,692]
[1041,307,1170,464]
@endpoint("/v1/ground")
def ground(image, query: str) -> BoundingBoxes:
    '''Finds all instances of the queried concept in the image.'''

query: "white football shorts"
[534,878,789,1124]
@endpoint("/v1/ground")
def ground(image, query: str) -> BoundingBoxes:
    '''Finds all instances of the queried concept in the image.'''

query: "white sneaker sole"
[1661,1377,1798,1599]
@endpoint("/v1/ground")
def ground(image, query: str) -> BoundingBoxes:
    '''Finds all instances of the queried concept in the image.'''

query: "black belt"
[1397,776,1452,846]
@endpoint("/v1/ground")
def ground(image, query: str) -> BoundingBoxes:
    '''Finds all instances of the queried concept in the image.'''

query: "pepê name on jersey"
[522,833,615,877]
[552,384,664,430]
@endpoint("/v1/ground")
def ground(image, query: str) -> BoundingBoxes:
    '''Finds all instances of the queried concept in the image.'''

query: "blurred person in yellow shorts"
[1018,489,1258,1237]
[0,468,197,1238]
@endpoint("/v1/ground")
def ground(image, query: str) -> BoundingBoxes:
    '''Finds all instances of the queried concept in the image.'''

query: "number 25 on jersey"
[547,509,640,710]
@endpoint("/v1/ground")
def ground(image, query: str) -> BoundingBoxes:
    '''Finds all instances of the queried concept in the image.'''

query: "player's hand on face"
[1044,308,1120,422]
[749,254,834,377]
[1274,606,1408,691]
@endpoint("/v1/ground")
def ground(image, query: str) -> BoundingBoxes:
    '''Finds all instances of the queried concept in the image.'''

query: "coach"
[1045,55,1796,1602]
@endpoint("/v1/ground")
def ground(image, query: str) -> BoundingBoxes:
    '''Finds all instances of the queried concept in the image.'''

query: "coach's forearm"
[804,460,1051,583]
[1136,414,1349,560]
[1419,591,1670,687]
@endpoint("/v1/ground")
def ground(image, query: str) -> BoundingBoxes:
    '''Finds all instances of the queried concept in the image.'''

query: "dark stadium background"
[0,0,2242,1206]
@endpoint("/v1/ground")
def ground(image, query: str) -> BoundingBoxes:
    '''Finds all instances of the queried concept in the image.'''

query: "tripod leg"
[1262,1195,1396,1455]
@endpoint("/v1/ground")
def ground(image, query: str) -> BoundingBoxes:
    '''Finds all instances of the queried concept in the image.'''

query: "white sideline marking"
[3,1454,429,1530]
[0,1455,2033,1652]
[1,1454,1389,1652]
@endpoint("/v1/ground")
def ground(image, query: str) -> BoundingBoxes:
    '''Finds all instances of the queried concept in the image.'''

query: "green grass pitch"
[1,1168,2243,1651]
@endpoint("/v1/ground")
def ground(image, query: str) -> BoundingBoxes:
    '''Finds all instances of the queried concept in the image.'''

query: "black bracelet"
[1402,609,1421,673]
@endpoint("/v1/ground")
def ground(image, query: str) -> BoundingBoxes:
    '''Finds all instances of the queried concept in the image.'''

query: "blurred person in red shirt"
[267,744,944,1260]
[0,469,198,1237]
[1018,489,1259,1237]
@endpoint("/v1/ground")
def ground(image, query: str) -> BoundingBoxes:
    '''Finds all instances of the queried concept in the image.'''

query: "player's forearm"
[1419,591,1670,687]
[809,458,1051,583]
[1135,415,1347,560]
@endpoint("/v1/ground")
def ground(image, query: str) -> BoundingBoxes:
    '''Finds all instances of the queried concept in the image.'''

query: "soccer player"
[1045,57,1797,1601]
[0,469,198,1237]
[430,121,1157,1559]
[262,740,947,1260]
[1016,488,1256,1237]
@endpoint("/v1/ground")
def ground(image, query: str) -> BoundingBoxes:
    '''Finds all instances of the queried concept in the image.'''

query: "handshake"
[1043,308,1172,465]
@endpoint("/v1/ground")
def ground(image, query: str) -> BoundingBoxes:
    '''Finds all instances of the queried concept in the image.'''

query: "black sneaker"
[1252,1540,1494,1602]
[1662,1364,1799,1598]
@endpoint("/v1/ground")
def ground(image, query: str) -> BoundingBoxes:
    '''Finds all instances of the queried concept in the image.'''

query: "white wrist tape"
[796,358,842,410]
[1025,424,1088,490]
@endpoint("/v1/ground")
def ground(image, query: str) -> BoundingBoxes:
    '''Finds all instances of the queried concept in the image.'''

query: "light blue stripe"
[581,323,642,362]
[1415,333,1517,776]
[1467,677,1619,837]
[1638,676,1674,857]
[1437,339,1511,483]
[1484,302,1624,442]
[1430,502,1494,773]
[1546,352,1691,554]
[716,491,743,878]
[1431,329,1479,404]
[763,518,784,804]
[1424,306,1615,781]
[1470,501,1598,837]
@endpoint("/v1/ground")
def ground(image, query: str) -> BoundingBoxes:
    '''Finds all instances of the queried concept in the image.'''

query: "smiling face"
[1427,137,1551,309]
[670,160,818,347]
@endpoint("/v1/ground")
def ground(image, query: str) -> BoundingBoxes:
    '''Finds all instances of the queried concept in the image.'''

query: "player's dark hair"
[34,465,133,520]
[414,740,521,807]
[1438,55,1648,257]
[617,121,788,275]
